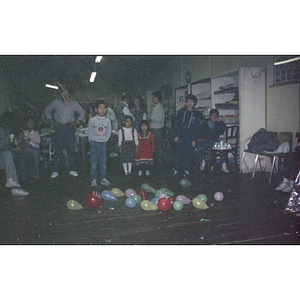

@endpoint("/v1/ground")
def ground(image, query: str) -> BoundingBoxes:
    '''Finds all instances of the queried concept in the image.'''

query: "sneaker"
[138,170,142,176]
[275,178,289,191]
[200,160,206,171]
[222,163,229,173]
[146,170,150,176]
[11,188,29,197]
[110,152,118,157]
[101,178,111,186]
[282,182,293,193]
[69,171,78,177]
[51,172,59,179]
[183,170,189,178]
[173,170,178,177]
[91,179,97,187]
[5,178,21,188]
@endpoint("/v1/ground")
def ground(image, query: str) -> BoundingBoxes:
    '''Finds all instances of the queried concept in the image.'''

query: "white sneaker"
[110,152,118,157]
[5,178,21,188]
[69,171,78,177]
[51,172,59,179]
[91,179,97,187]
[146,170,150,176]
[282,182,294,193]
[275,178,289,191]
[222,163,229,173]
[11,188,29,197]
[138,170,142,176]
[101,178,111,186]
[200,160,206,171]
[183,170,189,178]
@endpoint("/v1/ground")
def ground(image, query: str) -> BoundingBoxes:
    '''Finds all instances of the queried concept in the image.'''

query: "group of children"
[88,100,155,188]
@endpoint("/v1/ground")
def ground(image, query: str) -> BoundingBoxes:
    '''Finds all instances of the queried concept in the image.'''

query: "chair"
[241,131,293,183]
[40,134,55,168]
[225,125,239,167]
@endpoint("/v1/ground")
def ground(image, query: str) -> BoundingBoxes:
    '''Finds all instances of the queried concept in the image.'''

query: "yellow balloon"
[140,200,158,211]
[192,198,209,210]
[67,200,83,210]
[111,188,125,197]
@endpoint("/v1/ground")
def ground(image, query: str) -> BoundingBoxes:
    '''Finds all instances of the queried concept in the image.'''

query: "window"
[273,55,300,85]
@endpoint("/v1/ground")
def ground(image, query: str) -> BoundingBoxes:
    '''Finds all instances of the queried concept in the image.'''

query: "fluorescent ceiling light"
[95,56,102,63]
[274,56,300,66]
[90,72,97,82]
[45,84,58,90]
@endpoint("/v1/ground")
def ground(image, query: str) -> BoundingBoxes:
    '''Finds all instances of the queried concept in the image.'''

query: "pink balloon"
[214,192,224,201]
[125,189,136,198]
[176,195,191,205]
[158,193,170,199]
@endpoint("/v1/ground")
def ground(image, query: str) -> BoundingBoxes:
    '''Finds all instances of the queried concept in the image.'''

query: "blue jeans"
[53,126,75,172]
[0,151,19,183]
[151,128,164,159]
[174,139,194,171]
[90,140,107,181]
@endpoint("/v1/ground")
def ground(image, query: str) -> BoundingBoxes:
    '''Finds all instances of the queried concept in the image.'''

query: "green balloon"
[180,178,191,187]
[173,200,184,211]
[155,189,163,197]
[141,183,156,194]
[132,194,142,204]
[196,194,207,203]
[160,187,174,197]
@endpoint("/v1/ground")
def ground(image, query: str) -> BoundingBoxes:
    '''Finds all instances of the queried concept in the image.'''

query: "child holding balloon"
[118,115,139,175]
[135,120,155,176]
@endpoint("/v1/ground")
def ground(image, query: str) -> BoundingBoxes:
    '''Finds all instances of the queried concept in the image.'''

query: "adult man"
[44,82,86,179]
[0,113,29,196]
[150,91,165,165]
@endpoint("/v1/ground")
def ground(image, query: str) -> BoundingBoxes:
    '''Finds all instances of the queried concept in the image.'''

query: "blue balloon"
[101,190,117,201]
[125,197,136,208]
[150,197,159,207]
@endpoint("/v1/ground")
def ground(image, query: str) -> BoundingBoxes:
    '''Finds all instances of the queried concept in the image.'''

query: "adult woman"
[131,95,147,131]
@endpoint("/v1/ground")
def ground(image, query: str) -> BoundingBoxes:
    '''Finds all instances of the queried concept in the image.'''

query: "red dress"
[135,131,155,165]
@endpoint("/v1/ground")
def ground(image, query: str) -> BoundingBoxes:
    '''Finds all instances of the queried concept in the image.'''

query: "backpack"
[247,128,277,152]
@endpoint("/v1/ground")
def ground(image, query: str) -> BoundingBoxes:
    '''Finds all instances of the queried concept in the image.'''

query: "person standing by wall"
[44,81,86,179]
[131,95,147,131]
[150,91,165,165]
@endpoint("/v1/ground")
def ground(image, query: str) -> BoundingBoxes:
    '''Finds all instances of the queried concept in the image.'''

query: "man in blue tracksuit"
[173,94,201,178]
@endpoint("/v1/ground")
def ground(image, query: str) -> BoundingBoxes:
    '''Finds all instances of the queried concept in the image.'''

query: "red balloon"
[157,198,171,211]
[168,197,176,208]
[84,191,103,208]
[138,189,147,200]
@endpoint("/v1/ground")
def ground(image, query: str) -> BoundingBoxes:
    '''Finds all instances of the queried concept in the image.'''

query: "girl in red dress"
[135,120,155,176]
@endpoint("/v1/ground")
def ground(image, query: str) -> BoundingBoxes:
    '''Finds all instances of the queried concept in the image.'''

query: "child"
[88,100,111,187]
[135,120,155,176]
[173,94,201,178]
[118,115,139,175]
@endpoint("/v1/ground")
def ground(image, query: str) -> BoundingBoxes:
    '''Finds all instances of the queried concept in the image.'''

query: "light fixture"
[90,72,97,83]
[274,56,300,66]
[45,84,58,90]
[95,56,102,63]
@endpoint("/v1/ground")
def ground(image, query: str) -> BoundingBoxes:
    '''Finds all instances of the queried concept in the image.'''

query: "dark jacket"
[199,118,227,141]
[173,107,200,142]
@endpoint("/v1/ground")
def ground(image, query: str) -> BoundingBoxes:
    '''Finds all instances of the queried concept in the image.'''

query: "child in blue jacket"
[173,94,200,178]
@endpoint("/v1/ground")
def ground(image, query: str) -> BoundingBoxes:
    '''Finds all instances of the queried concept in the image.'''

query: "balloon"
[176,195,191,205]
[125,189,136,198]
[141,183,156,194]
[140,200,158,211]
[101,190,117,201]
[67,200,83,210]
[111,188,125,197]
[150,197,159,207]
[180,178,191,187]
[158,193,169,199]
[138,189,147,200]
[155,189,163,198]
[84,191,103,208]
[125,197,137,208]
[196,194,208,203]
[192,198,209,209]
[214,192,224,201]
[168,197,176,208]
[173,200,184,211]
[132,194,142,205]
[157,198,171,211]
[160,187,174,197]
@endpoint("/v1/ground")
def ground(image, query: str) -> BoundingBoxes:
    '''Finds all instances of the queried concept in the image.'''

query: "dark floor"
[1,148,299,245]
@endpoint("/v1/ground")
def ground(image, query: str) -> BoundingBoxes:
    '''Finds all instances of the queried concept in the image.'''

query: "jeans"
[151,128,164,159]
[0,151,19,183]
[174,139,194,171]
[90,141,107,181]
[53,126,75,172]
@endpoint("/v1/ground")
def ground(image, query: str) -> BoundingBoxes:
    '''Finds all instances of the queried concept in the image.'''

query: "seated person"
[197,108,229,172]
[0,115,29,196]
[275,141,300,193]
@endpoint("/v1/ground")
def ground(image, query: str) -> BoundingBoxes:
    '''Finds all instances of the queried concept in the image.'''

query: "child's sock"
[123,163,128,174]
[128,163,132,173]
